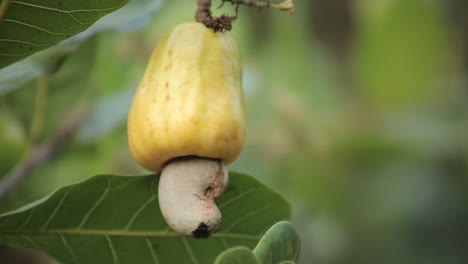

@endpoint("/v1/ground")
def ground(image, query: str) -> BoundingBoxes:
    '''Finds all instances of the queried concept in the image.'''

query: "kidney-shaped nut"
[158,157,228,238]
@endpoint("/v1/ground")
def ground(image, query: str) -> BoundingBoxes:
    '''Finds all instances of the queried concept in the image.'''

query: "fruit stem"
[195,0,213,26]
[195,0,295,32]
[196,0,237,32]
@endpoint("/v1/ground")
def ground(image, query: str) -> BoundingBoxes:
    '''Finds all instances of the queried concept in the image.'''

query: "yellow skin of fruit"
[127,22,245,172]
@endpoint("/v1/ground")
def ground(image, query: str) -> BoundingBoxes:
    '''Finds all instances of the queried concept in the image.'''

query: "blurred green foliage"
[1,0,468,263]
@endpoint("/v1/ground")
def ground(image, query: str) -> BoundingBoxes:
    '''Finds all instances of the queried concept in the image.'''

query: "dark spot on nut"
[192,222,211,239]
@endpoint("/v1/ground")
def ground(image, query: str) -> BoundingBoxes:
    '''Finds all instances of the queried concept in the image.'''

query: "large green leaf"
[0,172,291,263]
[0,0,162,94]
[253,221,301,264]
[0,0,129,69]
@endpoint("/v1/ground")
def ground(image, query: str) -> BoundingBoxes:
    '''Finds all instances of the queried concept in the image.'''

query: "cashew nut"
[158,157,228,238]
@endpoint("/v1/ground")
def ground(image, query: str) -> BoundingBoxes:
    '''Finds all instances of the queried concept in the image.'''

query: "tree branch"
[196,0,295,32]
[0,105,88,200]
[220,0,295,14]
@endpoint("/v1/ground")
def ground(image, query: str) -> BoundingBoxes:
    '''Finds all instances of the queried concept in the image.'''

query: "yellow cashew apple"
[127,22,245,172]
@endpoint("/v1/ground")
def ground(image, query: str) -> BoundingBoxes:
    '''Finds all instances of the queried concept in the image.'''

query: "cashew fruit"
[127,22,245,172]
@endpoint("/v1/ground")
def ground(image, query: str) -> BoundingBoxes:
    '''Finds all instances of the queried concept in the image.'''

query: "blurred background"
[1,0,468,263]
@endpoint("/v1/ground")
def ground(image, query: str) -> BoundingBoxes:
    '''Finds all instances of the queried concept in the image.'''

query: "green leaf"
[0,0,129,69]
[0,0,162,94]
[0,172,291,264]
[214,246,260,264]
[252,221,301,264]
